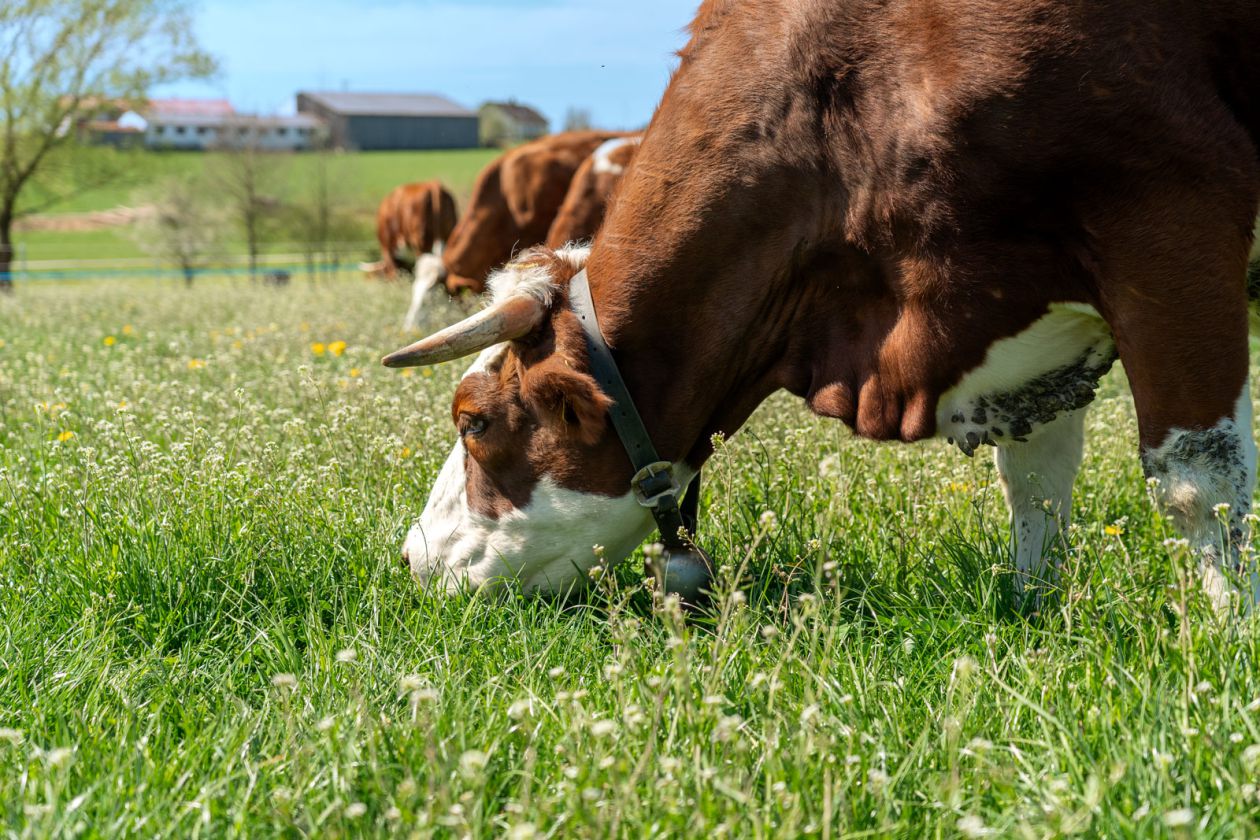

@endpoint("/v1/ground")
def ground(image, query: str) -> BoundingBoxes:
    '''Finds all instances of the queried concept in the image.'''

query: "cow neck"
[578,25,840,472]
[569,268,701,551]
[581,232,821,476]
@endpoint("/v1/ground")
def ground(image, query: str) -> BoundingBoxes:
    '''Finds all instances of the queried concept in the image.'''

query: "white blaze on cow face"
[402,343,661,594]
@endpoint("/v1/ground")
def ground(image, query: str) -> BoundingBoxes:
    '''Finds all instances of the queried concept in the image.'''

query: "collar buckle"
[630,461,679,509]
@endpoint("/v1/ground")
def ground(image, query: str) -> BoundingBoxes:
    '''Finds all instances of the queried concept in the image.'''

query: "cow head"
[384,246,672,594]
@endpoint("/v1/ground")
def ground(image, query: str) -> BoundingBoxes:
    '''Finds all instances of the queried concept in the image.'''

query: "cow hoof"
[648,548,714,610]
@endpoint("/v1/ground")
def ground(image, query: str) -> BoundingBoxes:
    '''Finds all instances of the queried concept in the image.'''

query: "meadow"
[12,148,500,266]
[1,276,1260,837]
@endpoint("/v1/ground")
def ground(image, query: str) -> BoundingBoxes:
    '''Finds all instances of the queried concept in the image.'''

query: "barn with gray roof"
[296,92,479,151]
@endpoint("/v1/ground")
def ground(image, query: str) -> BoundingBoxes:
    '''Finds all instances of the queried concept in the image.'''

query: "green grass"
[2,277,1260,837]
[13,148,500,265]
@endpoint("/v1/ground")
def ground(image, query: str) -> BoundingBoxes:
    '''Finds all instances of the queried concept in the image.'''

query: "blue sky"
[154,0,695,130]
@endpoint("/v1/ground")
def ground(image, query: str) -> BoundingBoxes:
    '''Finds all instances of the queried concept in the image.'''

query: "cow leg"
[994,408,1087,601]
[1139,380,1257,612]
[1101,221,1257,613]
[402,254,447,331]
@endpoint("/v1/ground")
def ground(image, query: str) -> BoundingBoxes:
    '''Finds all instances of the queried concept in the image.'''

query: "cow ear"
[521,361,612,446]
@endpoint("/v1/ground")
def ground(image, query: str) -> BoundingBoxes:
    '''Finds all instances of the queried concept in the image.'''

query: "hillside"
[13,148,500,267]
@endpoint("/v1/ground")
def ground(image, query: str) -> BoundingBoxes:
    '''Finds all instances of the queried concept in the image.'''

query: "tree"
[0,0,215,292]
[281,141,364,281]
[132,173,222,286]
[209,118,284,282]
[479,104,511,148]
[563,107,593,132]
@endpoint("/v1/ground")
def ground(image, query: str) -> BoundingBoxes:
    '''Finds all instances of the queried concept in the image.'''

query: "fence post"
[0,241,13,292]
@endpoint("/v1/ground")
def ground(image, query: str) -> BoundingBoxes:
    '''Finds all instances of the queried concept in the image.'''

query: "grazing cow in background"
[545,136,641,249]
[362,181,457,280]
[385,0,1260,613]
[403,131,631,329]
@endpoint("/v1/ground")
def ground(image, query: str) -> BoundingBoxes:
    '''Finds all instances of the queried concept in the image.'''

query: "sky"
[153,0,696,131]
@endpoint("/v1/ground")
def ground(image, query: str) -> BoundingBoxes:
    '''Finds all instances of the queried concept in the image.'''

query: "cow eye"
[459,414,488,438]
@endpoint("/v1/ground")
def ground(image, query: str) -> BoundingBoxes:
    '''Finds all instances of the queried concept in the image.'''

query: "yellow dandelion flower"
[329,340,348,357]
[1104,524,1124,536]
[117,400,129,410]
[0,338,7,349]
[103,335,117,347]
[57,431,75,442]
[422,367,434,378]
[349,368,362,378]
[188,359,206,370]
[232,340,244,350]
[948,481,972,493]
[400,369,415,378]
[401,447,413,459]
[121,325,134,336]
[311,342,326,356]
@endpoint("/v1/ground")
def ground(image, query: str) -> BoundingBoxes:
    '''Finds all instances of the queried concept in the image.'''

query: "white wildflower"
[1162,809,1193,828]
[459,750,489,778]
[589,719,617,738]
[957,814,994,838]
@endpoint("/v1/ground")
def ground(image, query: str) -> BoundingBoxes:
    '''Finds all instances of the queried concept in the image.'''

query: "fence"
[7,241,383,283]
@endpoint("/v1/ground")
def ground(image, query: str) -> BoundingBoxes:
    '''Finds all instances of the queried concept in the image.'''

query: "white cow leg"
[1142,384,1258,613]
[995,408,1087,602]
[402,253,447,331]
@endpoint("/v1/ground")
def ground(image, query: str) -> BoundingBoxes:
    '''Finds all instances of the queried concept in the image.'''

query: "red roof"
[146,98,235,118]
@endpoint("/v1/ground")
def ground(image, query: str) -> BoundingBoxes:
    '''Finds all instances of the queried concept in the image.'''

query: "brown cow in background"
[545,136,640,249]
[403,131,630,329]
[363,181,457,279]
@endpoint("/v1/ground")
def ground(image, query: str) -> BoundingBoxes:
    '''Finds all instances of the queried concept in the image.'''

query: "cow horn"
[382,295,545,368]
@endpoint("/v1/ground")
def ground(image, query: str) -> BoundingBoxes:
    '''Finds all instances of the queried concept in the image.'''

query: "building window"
[277,127,287,136]
[196,126,207,135]
[175,125,186,135]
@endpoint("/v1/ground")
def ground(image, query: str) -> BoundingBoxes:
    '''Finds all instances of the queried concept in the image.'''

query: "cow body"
[546,136,640,249]
[403,131,634,330]
[389,0,1260,610]
[371,181,457,279]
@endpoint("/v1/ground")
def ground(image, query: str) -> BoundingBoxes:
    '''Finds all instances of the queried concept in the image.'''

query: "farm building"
[479,101,549,147]
[133,100,325,151]
[296,92,480,151]
[145,114,325,152]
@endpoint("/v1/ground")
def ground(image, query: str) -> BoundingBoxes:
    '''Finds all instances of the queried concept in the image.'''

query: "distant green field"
[13,148,500,266]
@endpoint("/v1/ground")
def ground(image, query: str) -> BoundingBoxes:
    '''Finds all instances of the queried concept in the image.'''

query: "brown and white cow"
[363,181,457,280]
[404,131,632,330]
[385,0,1260,611]
[545,136,641,249]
